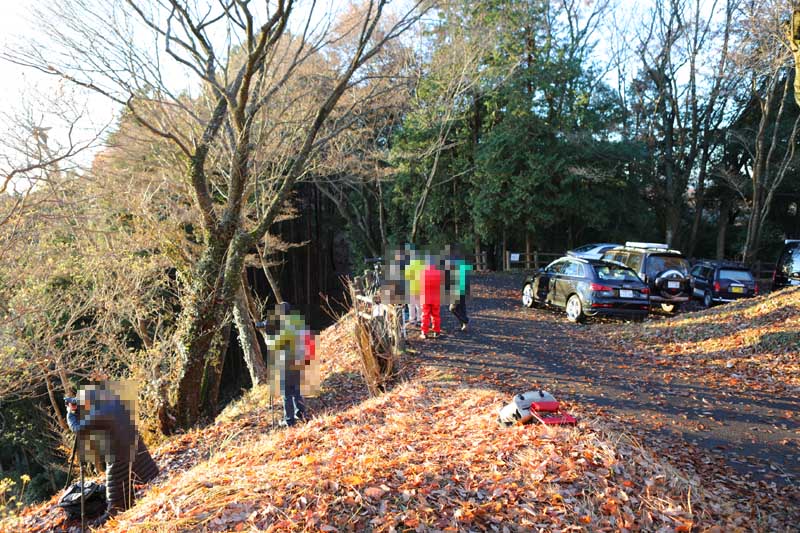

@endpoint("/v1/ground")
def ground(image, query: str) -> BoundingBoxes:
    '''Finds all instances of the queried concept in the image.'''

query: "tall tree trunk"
[688,151,711,257]
[201,322,230,418]
[232,274,267,386]
[525,233,531,270]
[716,196,731,260]
[502,228,507,271]
[173,229,249,427]
[258,245,284,304]
[743,183,762,264]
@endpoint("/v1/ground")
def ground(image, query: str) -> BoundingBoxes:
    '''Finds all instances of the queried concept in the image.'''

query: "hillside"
[606,286,800,395]
[4,290,798,532]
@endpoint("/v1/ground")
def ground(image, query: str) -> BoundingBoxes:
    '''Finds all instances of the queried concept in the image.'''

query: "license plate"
[731,286,744,294]
[619,289,633,298]
[667,281,680,289]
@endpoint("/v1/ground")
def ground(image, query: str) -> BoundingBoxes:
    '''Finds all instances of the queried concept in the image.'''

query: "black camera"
[64,397,79,406]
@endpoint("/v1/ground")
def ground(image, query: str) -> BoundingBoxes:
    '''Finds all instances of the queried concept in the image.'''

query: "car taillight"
[640,287,650,294]
[754,284,759,295]
[713,281,721,292]
[590,283,614,292]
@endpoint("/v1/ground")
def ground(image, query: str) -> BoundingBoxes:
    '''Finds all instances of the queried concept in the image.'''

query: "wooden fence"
[469,250,563,271]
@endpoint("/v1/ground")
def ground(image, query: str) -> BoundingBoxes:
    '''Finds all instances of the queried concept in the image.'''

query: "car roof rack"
[565,252,589,263]
[625,241,669,250]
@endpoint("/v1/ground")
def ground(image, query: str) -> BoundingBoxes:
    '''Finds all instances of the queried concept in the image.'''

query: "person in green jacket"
[447,252,472,331]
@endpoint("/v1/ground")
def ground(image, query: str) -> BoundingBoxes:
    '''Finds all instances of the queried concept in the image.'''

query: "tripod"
[65,434,86,533]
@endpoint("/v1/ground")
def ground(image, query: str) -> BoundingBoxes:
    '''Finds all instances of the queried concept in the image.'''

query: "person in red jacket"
[420,256,443,339]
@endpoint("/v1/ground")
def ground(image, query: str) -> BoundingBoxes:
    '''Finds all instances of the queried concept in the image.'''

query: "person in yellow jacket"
[257,302,310,427]
[405,250,425,326]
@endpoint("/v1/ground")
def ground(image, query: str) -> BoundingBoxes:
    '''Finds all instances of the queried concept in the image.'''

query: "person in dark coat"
[67,386,159,525]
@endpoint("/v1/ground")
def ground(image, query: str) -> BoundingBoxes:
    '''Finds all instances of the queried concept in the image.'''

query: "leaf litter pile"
[5,301,798,532]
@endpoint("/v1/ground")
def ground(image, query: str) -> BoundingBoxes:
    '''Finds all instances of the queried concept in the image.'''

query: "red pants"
[421,304,440,335]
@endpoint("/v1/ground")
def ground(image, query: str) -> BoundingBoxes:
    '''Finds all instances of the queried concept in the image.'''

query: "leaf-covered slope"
[94,380,745,532]
[5,308,794,532]
[609,287,800,394]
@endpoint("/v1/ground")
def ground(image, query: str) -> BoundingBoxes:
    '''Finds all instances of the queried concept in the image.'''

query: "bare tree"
[635,0,736,249]
[3,0,429,429]
[727,0,799,263]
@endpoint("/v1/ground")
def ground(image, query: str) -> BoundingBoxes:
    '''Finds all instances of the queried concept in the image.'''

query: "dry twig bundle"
[348,280,403,396]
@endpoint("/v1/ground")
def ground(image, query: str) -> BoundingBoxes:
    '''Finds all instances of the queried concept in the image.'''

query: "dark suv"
[601,242,692,313]
[521,255,650,323]
[690,260,758,307]
[773,240,800,290]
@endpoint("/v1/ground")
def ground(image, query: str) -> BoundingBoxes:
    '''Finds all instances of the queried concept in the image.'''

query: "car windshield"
[719,269,753,282]
[779,244,800,274]
[572,244,595,253]
[595,264,641,282]
[645,254,689,277]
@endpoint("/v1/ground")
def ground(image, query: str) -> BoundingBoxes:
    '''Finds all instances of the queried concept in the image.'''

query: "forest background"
[0,0,798,506]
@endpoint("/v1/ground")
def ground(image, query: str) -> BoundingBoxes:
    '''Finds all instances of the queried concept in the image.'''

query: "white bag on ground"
[498,390,557,426]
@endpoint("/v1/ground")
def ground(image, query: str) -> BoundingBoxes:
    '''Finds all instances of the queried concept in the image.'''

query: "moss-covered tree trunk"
[201,322,230,418]
[172,226,254,427]
[232,275,267,386]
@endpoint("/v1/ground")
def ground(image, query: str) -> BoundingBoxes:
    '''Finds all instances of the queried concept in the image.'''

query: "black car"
[690,260,758,307]
[521,256,650,323]
[773,240,800,290]
[601,242,692,313]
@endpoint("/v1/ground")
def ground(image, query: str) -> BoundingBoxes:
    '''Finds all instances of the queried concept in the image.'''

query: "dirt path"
[409,273,799,493]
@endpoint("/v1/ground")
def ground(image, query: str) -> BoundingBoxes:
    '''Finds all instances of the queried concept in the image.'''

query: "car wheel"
[660,303,676,313]
[703,291,712,308]
[522,283,535,308]
[565,294,584,323]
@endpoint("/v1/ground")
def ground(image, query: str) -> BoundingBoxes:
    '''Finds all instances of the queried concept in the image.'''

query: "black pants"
[106,461,134,514]
[106,436,158,515]
[132,436,159,483]
[283,369,307,425]
[449,296,468,326]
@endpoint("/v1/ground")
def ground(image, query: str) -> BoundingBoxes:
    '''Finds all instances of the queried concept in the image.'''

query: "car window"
[595,264,641,282]
[778,244,800,274]
[645,254,689,278]
[563,261,584,277]
[572,244,594,253]
[703,266,714,279]
[690,265,703,277]
[626,253,642,272]
[546,260,566,274]
[719,269,753,282]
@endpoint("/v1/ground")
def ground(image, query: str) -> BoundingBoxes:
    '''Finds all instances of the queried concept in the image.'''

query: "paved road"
[410,273,800,490]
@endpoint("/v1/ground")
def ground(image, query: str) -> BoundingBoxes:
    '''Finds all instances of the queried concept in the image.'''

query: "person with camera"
[66,386,159,525]
[256,302,311,428]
